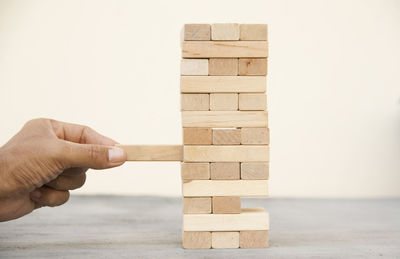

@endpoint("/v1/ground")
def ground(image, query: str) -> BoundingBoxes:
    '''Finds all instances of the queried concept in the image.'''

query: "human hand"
[0,118,127,221]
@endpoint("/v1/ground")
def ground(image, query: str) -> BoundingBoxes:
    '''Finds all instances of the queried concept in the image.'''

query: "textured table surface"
[1,196,399,258]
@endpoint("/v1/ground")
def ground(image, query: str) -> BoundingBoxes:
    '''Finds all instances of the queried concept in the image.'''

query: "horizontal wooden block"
[240,230,269,248]
[182,111,268,128]
[183,128,212,145]
[183,197,212,214]
[238,58,268,76]
[241,127,269,144]
[183,208,269,231]
[181,76,266,93]
[211,23,240,40]
[182,41,268,58]
[212,129,241,145]
[210,94,238,111]
[181,162,210,180]
[117,145,182,161]
[182,180,268,197]
[209,58,238,75]
[183,24,211,41]
[239,24,268,41]
[183,145,269,162]
[241,162,269,180]
[181,94,209,111]
[212,196,241,214]
[183,231,211,249]
[210,162,240,180]
[181,59,208,75]
[212,232,239,249]
[238,94,266,111]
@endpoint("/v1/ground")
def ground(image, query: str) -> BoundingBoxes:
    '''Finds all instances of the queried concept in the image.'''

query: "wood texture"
[210,162,240,180]
[239,24,268,41]
[239,230,269,248]
[182,111,268,128]
[182,41,268,58]
[181,94,209,111]
[182,231,211,249]
[183,128,212,145]
[212,129,241,145]
[181,162,210,180]
[241,127,269,144]
[211,23,240,40]
[238,58,268,76]
[212,196,241,214]
[238,94,266,111]
[208,58,238,75]
[181,59,208,75]
[183,197,212,214]
[183,145,269,162]
[181,76,266,93]
[182,180,268,197]
[117,145,183,161]
[210,94,238,111]
[241,162,269,180]
[183,24,211,41]
[183,208,269,231]
[212,232,239,248]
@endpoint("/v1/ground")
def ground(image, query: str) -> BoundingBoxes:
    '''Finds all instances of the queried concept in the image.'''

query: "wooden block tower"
[118,23,269,249]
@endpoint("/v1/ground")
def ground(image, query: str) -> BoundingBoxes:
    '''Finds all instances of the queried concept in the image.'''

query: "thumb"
[60,142,127,169]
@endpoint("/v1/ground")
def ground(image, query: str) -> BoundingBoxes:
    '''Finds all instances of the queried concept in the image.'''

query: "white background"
[1,0,399,197]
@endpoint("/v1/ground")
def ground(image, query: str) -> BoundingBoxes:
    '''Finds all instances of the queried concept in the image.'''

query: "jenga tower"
[180,23,269,249]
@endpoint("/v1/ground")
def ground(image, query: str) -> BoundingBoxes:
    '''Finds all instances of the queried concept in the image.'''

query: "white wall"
[1,0,399,198]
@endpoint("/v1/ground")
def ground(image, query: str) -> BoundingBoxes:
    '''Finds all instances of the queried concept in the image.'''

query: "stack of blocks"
[181,23,269,249]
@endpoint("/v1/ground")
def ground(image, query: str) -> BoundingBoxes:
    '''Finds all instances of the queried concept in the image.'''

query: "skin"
[0,118,127,222]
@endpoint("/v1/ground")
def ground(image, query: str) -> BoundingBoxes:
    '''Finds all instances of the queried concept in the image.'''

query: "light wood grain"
[238,58,268,75]
[183,197,212,214]
[182,111,268,128]
[211,23,240,40]
[182,231,211,249]
[183,145,269,162]
[238,94,266,111]
[181,94,209,111]
[183,208,269,231]
[210,162,240,180]
[209,58,238,75]
[183,128,212,145]
[181,59,208,75]
[241,127,269,144]
[181,162,210,180]
[212,232,239,248]
[241,162,269,180]
[182,180,268,197]
[181,76,266,93]
[183,24,211,41]
[210,94,238,111]
[239,24,268,41]
[239,230,269,248]
[182,41,268,58]
[212,196,241,214]
[117,145,183,161]
[212,129,241,145]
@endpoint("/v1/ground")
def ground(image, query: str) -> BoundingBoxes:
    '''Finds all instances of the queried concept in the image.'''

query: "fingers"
[45,168,87,191]
[49,119,118,145]
[30,186,70,207]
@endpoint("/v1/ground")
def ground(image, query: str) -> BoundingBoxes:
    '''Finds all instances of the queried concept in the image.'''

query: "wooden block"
[182,111,268,128]
[181,162,210,180]
[183,208,269,231]
[181,76,266,93]
[181,59,208,75]
[211,23,240,40]
[212,129,241,145]
[212,232,239,248]
[209,58,238,75]
[238,58,268,76]
[183,128,212,145]
[239,230,269,248]
[181,94,209,111]
[210,162,240,180]
[241,128,269,144]
[212,196,241,214]
[241,162,269,180]
[239,24,268,41]
[183,145,269,162]
[182,180,268,197]
[182,41,268,58]
[210,94,238,111]
[183,24,211,41]
[238,94,266,111]
[183,197,212,214]
[183,231,211,249]
[117,145,182,161]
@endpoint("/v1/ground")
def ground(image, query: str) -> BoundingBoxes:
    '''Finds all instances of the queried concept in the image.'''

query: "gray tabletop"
[1,196,399,258]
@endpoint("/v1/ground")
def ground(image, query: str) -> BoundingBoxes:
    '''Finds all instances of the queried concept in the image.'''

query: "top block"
[211,23,240,40]
[183,24,211,41]
[240,24,268,41]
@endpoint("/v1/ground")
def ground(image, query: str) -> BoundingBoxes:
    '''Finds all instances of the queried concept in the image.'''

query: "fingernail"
[30,189,41,200]
[108,147,125,163]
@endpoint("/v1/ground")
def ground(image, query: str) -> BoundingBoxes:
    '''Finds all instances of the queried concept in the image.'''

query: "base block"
[239,230,269,248]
